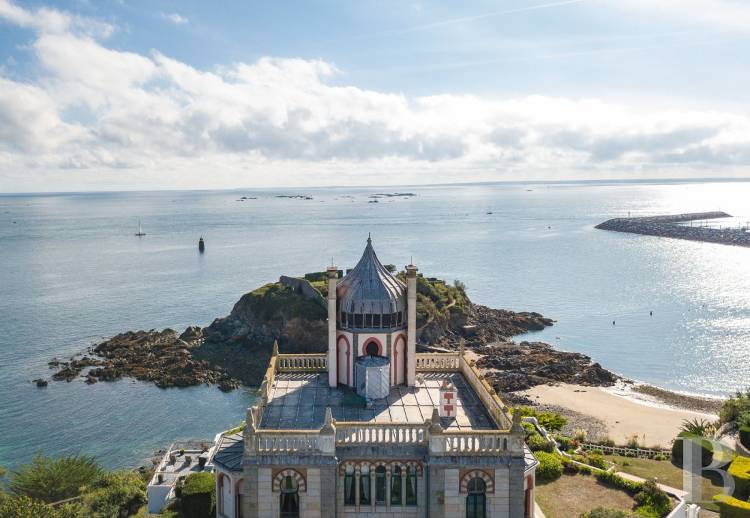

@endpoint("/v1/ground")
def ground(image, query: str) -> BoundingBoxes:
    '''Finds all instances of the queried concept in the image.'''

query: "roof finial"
[367,232,371,244]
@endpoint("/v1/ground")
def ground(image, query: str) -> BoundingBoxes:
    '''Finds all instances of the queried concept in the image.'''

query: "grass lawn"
[536,473,638,518]
[606,454,724,512]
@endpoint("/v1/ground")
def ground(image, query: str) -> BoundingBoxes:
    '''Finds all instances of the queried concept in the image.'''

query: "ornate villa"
[210,237,538,517]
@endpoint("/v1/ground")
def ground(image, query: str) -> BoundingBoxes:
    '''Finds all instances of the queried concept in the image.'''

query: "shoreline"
[518,381,720,448]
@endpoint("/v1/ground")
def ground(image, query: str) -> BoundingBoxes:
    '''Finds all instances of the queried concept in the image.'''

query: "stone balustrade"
[253,430,323,454]
[276,354,328,372]
[438,431,515,456]
[414,352,460,371]
[335,422,427,446]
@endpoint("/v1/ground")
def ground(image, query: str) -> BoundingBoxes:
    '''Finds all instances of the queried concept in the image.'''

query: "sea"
[1,180,749,470]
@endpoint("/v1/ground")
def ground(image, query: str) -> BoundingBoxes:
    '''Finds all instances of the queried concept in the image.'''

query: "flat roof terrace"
[259,372,496,431]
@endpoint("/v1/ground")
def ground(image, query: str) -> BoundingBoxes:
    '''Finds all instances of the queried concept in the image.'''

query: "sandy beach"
[519,383,719,448]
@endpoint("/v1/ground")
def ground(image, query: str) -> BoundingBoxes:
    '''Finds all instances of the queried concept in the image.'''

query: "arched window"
[375,466,386,504]
[365,341,379,356]
[359,465,370,505]
[391,466,402,506]
[235,478,244,518]
[279,475,299,518]
[217,473,225,515]
[344,465,355,506]
[466,477,486,518]
[405,465,417,506]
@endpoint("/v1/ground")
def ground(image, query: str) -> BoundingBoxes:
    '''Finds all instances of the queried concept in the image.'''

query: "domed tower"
[326,237,418,390]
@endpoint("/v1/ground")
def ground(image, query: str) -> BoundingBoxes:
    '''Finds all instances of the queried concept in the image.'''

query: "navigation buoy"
[198,237,205,253]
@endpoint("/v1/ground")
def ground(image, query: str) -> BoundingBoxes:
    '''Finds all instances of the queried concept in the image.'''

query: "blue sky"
[1,0,750,191]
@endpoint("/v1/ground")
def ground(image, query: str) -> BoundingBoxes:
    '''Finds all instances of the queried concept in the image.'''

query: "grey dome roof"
[337,237,406,315]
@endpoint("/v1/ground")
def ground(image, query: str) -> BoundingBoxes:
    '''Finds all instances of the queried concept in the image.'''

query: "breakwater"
[596,211,750,247]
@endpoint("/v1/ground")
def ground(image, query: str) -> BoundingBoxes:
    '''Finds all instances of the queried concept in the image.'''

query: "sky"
[1,0,750,191]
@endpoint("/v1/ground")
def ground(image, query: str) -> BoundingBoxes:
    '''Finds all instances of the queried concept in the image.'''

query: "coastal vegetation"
[176,472,216,518]
[605,454,724,508]
[8,454,102,503]
[0,454,148,517]
[536,471,672,518]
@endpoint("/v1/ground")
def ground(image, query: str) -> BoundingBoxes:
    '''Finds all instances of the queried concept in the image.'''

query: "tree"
[10,454,102,503]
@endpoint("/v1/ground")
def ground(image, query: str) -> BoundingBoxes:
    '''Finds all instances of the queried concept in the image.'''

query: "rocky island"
[47,270,618,397]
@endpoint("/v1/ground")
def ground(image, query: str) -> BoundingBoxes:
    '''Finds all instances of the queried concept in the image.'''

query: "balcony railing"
[335,422,427,446]
[415,353,460,371]
[277,353,327,372]
[253,430,323,454]
[440,431,513,455]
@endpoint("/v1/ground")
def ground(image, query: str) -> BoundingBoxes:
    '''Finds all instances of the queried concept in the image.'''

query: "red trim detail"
[361,337,384,356]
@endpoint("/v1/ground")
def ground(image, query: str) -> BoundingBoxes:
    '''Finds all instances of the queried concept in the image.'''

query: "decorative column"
[385,468,392,511]
[370,469,376,511]
[406,264,418,387]
[327,266,338,388]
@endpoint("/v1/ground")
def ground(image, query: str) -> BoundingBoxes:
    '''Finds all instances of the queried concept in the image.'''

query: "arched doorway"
[466,476,486,518]
[365,341,379,356]
[279,475,299,518]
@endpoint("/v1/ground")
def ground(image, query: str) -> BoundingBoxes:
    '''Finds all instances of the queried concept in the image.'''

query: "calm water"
[1,181,749,470]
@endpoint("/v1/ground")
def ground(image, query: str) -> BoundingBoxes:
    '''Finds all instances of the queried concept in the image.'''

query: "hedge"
[728,455,750,500]
[527,433,554,453]
[712,494,750,518]
[180,472,216,518]
[535,452,563,482]
[595,471,642,495]
[671,432,729,468]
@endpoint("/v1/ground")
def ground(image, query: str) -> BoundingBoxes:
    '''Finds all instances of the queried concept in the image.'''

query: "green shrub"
[671,432,719,468]
[626,435,640,449]
[580,508,633,518]
[586,453,608,470]
[728,455,750,500]
[517,407,567,432]
[180,472,216,518]
[0,495,65,518]
[555,435,574,451]
[535,452,563,482]
[9,454,102,503]
[680,418,717,436]
[78,471,146,518]
[713,494,750,517]
[521,422,536,437]
[561,457,592,475]
[720,389,750,425]
[595,471,642,495]
[527,433,554,453]
[632,479,671,517]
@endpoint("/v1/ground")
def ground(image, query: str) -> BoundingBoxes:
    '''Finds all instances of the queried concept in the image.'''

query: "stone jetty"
[596,211,750,247]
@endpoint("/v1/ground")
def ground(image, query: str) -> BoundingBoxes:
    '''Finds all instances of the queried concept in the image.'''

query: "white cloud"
[1,0,750,191]
[614,0,750,32]
[161,12,188,25]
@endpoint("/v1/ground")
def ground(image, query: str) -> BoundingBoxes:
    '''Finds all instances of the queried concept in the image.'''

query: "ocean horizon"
[1,179,749,470]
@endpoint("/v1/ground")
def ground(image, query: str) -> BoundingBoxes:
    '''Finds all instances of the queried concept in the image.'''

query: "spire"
[320,406,336,433]
[367,232,371,245]
[272,339,279,356]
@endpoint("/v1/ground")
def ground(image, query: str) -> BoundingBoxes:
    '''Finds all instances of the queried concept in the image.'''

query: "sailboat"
[135,218,146,237]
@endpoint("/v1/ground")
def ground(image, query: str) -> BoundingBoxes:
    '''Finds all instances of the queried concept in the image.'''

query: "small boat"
[198,237,205,252]
[135,218,146,237]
